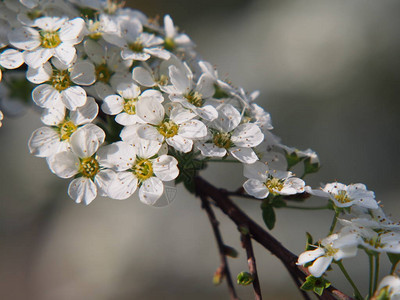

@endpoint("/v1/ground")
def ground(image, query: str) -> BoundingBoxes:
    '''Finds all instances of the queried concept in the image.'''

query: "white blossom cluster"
[0,0,304,205]
[1,0,399,297]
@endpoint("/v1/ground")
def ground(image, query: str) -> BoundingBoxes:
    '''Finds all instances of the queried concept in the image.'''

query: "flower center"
[334,190,352,203]
[95,63,112,83]
[51,69,72,91]
[123,98,138,115]
[185,90,203,107]
[58,120,77,141]
[40,31,61,49]
[164,37,176,51]
[133,158,153,181]
[264,177,284,194]
[213,132,232,149]
[79,157,100,179]
[324,245,339,257]
[157,74,168,86]
[129,39,144,53]
[158,120,179,138]
[363,235,385,249]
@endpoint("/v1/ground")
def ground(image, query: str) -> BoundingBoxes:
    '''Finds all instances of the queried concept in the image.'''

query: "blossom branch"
[199,193,238,300]
[195,176,353,300]
[240,228,262,300]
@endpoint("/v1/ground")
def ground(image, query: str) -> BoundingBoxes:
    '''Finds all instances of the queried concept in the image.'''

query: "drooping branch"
[240,229,262,300]
[195,176,353,300]
[199,193,238,300]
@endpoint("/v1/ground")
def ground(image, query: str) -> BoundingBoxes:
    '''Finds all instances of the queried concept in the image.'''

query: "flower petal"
[139,177,164,206]
[243,179,269,199]
[68,177,97,205]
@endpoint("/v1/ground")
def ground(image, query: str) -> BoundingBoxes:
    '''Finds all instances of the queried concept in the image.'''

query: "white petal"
[144,47,170,60]
[243,179,269,199]
[196,74,215,99]
[297,248,325,265]
[59,17,85,44]
[70,126,101,158]
[169,65,190,93]
[334,246,358,261]
[68,177,97,205]
[167,135,193,153]
[115,112,143,126]
[135,138,162,159]
[231,123,264,148]
[97,141,136,171]
[308,256,333,278]
[24,47,53,68]
[212,104,241,132]
[81,124,105,144]
[0,49,24,69]
[41,103,66,126]
[193,105,218,121]
[178,120,207,139]
[136,98,164,125]
[28,127,60,157]
[54,43,76,66]
[34,17,66,31]
[84,39,105,65]
[170,106,196,124]
[47,151,79,178]
[108,171,138,200]
[102,95,124,115]
[70,97,98,125]
[196,142,226,157]
[8,27,40,50]
[32,84,61,108]
[153,155,179,181]
[137,125,163,142]
[94,169,116,197]
[132,66,155,87]
[164,15,175,38]
[70,60,96,85]
[26,62,52,84]
[61,86,87,110]
[230,147,259,164]
[140,89,164,102]
[117,82,140,99]
[139,177,164,206]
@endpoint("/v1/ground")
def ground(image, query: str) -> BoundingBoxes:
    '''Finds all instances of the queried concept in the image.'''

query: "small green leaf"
[223,245,239,258]
[300,275,331,297]
[303,157,320,175]
[305,232,314,251]
[237,272,254,285]
[261,201,276,230]
[388,253,400,266]
[271,197,286,208]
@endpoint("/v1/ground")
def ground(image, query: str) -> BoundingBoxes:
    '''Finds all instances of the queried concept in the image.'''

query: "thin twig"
[240,229,262,300]
[195,176,353,300]
[199,193,238,300]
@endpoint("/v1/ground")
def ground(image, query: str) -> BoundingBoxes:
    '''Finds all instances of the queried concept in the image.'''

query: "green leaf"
[305,232,314,251]
[223,245,239,258]
[303,157,320,175]
[261,201,276,230]
[388,253,400,266]
[271,197,286,208]
[373,286,390,300]
[300,275,331,297]
[237,272,254,285]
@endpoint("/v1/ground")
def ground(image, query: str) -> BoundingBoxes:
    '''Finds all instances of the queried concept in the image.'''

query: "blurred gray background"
[1,0,400,299]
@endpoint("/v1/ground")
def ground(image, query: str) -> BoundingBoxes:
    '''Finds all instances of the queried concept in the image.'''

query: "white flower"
[29,97,100,157]
[375,275,400,299]
[28,59,95,110]
[47,126,114,205]
[163,14,193,51]
[165,64,218,121]
[111,18,170,61]
[136,99,207,153]
[243,161,305,199]
[8,16,86,68]
[102,82,163,126]
[100,139,179,205]
[196,104,263,163]
[296,233,359,278]
[308,182,378,210]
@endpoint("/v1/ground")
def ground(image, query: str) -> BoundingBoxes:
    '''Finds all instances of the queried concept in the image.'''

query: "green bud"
[300,275,331,296]
[237,271,254,286]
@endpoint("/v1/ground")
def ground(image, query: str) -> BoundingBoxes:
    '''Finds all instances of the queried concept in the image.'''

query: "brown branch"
[199,193,238,300]
[195,176,353,300]
[240,229,262,300]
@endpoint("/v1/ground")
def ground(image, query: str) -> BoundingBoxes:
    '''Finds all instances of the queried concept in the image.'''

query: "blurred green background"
[1,0,400,299]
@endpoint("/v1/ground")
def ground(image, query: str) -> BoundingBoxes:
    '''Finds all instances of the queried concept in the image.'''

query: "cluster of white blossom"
[0,1,399,297]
